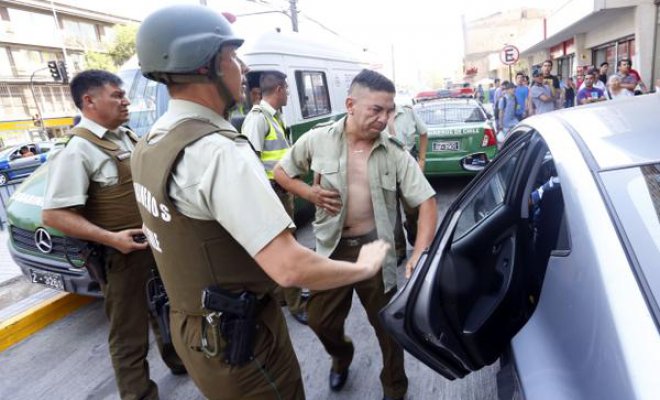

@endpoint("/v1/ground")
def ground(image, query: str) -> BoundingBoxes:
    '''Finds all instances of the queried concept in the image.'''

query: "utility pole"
[29,68,48,141]
[391,43,396,85]
[289,0,299,32]
[49,0,69,67]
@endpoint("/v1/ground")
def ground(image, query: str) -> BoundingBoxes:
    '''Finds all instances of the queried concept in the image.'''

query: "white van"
[240,31,365,140]
[120,30,366,140]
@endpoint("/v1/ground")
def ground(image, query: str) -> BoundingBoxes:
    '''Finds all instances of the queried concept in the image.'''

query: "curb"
[0,292,94,352]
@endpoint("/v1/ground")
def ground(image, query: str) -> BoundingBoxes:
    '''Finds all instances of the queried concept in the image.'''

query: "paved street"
[0,176,504,399]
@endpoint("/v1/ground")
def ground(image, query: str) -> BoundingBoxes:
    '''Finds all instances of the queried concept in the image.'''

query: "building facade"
[463,8,548,84]
[519,0,659,88]
[0,0,136,145]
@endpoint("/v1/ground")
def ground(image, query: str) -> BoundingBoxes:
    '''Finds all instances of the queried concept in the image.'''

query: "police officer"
[388,103,428,262]
[241,71,307,324]
[132,5,389,399]
[274,70,438,400]
[42,69,185,400]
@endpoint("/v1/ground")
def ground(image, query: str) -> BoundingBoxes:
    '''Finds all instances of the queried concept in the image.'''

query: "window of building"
[295,71,331,119]
[6,8,57,39]
[0,85,28,119]
[63,19,100,47]
[10,48,58,78]
[0,47,13,77]
[592,36,635,76]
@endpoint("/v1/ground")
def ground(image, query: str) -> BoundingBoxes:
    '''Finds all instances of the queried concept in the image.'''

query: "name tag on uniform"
[116,151,132,161]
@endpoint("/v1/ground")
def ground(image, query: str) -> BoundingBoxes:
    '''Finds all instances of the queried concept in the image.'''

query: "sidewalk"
[0,229,21,285]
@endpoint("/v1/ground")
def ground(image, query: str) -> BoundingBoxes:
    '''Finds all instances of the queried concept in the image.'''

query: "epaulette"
[60,135,73,146]
[310,119,335,130]
[388,135,405,149]
[248,105,264,114]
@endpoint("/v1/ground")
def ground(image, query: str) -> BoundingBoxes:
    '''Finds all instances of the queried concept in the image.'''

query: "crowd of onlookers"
[473,58,660,135]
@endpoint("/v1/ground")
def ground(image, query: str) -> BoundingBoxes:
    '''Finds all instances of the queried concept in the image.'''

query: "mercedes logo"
[34,228,53,254]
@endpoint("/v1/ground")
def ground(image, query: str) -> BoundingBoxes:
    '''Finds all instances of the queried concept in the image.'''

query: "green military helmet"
[136,4,243,83]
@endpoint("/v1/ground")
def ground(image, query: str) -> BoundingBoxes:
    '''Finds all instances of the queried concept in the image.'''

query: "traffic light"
[57,61,69,84]
[47,60,61,82]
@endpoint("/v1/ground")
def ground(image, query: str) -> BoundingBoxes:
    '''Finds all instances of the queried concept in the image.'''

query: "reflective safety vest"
[256,107,289,179]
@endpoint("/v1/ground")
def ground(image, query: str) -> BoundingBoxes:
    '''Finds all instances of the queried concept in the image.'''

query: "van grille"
[10,226,83,262]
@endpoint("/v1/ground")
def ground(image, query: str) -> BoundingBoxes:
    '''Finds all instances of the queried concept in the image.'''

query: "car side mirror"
[460,152,489,172]
[486,112,493,120]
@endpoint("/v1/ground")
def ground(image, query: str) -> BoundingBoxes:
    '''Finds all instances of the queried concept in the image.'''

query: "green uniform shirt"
[392,104,428,152]
[44,116,137,209]
[278,117,435,292]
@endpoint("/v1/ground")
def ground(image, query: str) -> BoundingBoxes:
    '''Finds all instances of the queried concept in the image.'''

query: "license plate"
[30,269,64,291]
[432,141,460,152]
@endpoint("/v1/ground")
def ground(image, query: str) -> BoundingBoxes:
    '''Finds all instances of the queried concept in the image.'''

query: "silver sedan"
[381,94,660,399]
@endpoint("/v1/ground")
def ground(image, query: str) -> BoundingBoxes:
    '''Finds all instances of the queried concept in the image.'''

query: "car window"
[416,102,485,126]
[600,163,660,321]
[454,152,519,239]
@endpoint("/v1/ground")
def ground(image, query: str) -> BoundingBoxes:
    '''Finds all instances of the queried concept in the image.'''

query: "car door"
[381,131,547,380]
[9,144,41,178]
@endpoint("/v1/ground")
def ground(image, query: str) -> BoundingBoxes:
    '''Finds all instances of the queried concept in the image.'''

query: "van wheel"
[0,173,7,186]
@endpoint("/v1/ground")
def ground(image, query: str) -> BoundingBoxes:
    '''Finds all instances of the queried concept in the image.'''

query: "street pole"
[391,43,396,85]
[49,0,69,68]
[29,68,48,141]
[509,65,512,82]
[289,0,299,32]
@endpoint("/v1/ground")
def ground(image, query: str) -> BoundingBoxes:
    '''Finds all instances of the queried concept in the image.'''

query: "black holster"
[65,239,108,285]
[201,286,263,366]
[146,269,172,345]
[410,145,419,161]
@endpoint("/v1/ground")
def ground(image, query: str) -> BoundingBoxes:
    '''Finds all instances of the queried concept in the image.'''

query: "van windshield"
[118,68,169,137]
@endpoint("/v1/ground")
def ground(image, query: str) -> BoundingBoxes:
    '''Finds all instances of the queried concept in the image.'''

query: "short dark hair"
[494,78,501,83]
[515,72,524,78]
[349,69,395,94]
[543,59,553,67]
[259,71,287,96]
[600,62,609,68]
[69,70,123,110]
[617,58,632,67]
[584,69,597,78]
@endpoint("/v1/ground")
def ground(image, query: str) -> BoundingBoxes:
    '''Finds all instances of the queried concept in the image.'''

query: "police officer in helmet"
[133,5,389,399]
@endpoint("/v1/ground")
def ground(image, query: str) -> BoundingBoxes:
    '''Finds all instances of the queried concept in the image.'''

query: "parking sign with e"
[500,45,520,65]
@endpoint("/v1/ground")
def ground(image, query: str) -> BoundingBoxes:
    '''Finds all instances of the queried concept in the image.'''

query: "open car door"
[382,132,556,380]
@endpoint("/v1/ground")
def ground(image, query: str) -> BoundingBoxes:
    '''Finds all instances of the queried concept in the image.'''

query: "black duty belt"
[338,229,378,248]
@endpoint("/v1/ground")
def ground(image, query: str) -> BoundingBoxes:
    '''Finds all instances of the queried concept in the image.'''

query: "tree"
[108,24,138,67]
[84,52,115,72]
[84,23,138,71]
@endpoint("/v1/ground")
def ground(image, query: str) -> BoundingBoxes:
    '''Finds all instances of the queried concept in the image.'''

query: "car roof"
[531,95,660,171]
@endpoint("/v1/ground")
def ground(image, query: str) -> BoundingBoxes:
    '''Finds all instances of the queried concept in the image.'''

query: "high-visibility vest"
[259,109,290,179]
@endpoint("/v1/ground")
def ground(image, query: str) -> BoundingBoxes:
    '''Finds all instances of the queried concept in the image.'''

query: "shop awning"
[521,7,633,55]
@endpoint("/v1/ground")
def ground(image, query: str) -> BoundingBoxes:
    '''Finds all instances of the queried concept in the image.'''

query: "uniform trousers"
[272,184,304,315]
[394,196,419,260]
[101,249,184,400]
[170,296,305,399]
[307,231,409,399]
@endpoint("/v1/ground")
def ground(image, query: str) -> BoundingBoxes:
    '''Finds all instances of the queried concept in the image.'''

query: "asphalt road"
[0,176,502,400]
